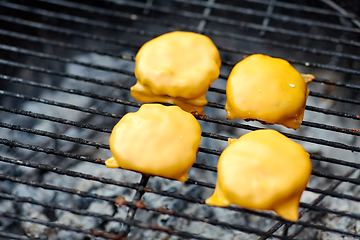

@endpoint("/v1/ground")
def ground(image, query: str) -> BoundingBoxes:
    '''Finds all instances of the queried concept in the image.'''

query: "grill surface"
[1,0,360,239]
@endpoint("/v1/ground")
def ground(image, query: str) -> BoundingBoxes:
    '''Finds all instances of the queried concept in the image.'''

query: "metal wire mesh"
[1,0,360,239]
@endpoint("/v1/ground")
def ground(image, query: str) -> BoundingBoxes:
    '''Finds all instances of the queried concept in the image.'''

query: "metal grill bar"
[311,170,360,185]
[2,73,360,240]
[0,1,154,39]
[0,52,360,119]
[2,72,355,183]
[313,78,360,90]
[0,212,113,240]
[310,91,360,105]
[3,43,360,109]
[2,33,360,108]
[207,101,360,122]
[196,0,215,33]
[0,58,131,88]
[0,14,138,50]
[1,154,358,220]
[0,89,126,118]
[2,114,354,232]
[0,194,284,240]
[1,194,215,240]
[0,121,109,149]
[306,186,360,202]
[1,158,360,239]
[2,173,360,239]
[301,121,360,136]
[0,135,359,204]
[234,0,356,18]
[0,68,358,123]
[0,156,136,192]
[0,105,111,133]
[320,0,360,28]
[0,137,102,164]
[0,208,208,240]
[3,73,360,140]
[5,71,357,122]
[0,156,226,207]
[2,18,360,78]
[310,154,360,170]
[122,175,149,236]
[300,202,360,221]
[0,107,214,160]
[0,28,135,61]
[1,71,359,135]
[0,163,291,239]
[88,0,360,47]
[1,109,359,173]
[3,94,360,161]
[0,231,37,240]
[0,156,350,210]
[1,103,359,173]
[305,105,360,121]
[3,0,360,72]
[259,169,357,239]
[2,88,360,154]
[2,0,360,71]
[172,0,360,33]
[0,139,358,236]
[0,138,218,189]
[0,108,224,161]
[98,0,360,35]
[0,44,134,76]
[259,0,276,36]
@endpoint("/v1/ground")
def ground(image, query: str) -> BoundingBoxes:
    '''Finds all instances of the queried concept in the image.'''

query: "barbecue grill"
[1,0,360,239]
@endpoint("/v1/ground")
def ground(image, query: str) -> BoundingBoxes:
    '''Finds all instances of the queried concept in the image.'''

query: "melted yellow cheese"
[105,104,201,183]
[225,54,314,129]
[131,31,221,114]
[206,129,311,222]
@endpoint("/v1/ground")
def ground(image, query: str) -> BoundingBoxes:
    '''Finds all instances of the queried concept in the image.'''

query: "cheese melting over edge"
[131,31,221,114]
[105,104,202,183]
[225,54,314,129]
[205,129,312,222]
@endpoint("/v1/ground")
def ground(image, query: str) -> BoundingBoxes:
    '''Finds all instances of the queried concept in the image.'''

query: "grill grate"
[1,0,360,239]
